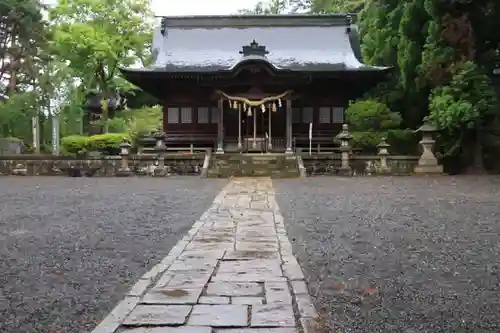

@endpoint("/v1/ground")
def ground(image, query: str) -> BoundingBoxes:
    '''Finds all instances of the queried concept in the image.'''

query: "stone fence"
[301,154,419,176]
[0,153,206,176]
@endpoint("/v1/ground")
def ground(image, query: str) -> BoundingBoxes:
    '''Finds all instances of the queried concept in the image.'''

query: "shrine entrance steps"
[207,153,300,178]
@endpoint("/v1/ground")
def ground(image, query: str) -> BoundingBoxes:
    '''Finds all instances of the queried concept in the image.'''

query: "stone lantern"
[153,129,167,177]
[414,116,443,174]
[377,137,390,173]
[116,139,132,176]
[335,124,353,175]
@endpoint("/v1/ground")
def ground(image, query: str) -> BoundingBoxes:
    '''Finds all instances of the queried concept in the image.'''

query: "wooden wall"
[161,77,350,139]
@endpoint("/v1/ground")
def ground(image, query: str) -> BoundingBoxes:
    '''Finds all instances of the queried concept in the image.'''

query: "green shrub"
[345,99,417,154]
[346,100,402,131]
[61,133,129,156]
[61,135,88,156]
[86,133,130,154]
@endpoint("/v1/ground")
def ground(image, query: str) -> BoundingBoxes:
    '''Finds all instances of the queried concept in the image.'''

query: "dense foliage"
[1,0,499,171]
[247,0,500,171]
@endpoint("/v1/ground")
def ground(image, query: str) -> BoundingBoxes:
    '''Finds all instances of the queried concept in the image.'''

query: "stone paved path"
[92,178,318,333]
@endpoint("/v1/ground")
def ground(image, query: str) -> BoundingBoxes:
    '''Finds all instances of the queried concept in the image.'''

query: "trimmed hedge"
[61,133,130,156]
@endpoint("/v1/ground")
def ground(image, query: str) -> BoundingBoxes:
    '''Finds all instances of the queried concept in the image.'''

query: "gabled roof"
[121,14,389,76]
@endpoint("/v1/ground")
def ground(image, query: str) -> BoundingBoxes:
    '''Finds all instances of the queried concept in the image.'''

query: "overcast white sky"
[43,0,263,15]
[151,0,262,16]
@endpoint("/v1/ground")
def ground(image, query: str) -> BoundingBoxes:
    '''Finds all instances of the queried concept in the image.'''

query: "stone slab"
[157,271,212,289]
[211,274,287,283]
[141,288,203,305]
[224,250,280,261]
[295,294,318,319]
[127,279,152,297]
[290,280,309,295]
[91,296,139,333]
[178,249,226,260]
[206,282,262,297]
[217,260,282,276]
[236,242,279,252]
[231,297,263,305]
[187,305,248,327]
[251,305,296,327]
[168,259,218,271]
[120,327,212,333]
[214,329,298,333]
[264,282,292,304]
[123,305,192,326]
[199,296,230,304]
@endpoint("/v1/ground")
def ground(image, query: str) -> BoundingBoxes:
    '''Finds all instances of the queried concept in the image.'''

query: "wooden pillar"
[216,99,224,154]
[268,110,272,150]
[238,106,242,149]
[285,99,293,154]
[253,109,257,148]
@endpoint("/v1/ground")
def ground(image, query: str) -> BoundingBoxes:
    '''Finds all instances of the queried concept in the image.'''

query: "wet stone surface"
[274,176,500,333]
[0,177,227,333]
[251,304,296,327]
[187,304,249,327]
[123,305,192,326]
[92,178,309,332]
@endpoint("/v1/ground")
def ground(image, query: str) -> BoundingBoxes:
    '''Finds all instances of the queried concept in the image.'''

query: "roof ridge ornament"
[240,40,269,57]
[345,14,352,33]
[160,17,167,36]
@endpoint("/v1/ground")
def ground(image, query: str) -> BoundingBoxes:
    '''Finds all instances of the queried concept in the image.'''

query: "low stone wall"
[0,154,206,176]
[302,154,419,176]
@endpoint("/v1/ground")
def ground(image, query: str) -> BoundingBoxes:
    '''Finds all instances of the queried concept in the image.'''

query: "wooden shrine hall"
[120,14,390,153]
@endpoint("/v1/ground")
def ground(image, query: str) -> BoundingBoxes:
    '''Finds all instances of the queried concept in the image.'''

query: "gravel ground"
[274,176,500,333]
[0,177,227,333]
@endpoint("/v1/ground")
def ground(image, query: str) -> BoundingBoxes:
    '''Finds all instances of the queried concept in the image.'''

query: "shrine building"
[120,14,389,153]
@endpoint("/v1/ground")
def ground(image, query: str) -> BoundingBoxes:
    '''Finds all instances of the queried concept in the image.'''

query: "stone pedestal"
[153,155,167,177]
[414,117,443,174]
[414,164,443,173]
[153,130,168,176]
[335,124,353,176]
[338,149,352,176]
[377,137,391,174]
[116,140,133,177]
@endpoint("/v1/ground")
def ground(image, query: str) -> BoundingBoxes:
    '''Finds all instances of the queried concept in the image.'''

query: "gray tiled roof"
[124,15,388,74]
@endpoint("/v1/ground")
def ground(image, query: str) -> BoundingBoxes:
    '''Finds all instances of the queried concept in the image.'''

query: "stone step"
[207,154,300,178]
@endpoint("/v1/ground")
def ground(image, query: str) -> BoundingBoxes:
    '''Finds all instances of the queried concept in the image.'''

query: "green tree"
[49,0,154,132]
[238,0,289,14]
[429,61,497,172]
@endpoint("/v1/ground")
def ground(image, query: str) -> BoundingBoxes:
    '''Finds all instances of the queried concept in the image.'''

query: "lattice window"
[302,107,313,124]
[332,107,344,123]
[167,107,179,124]
[292,107,301,124]
[211,107,219,123]
[197,107,209,124]
[319,107,331,123]
[181,107,192,123]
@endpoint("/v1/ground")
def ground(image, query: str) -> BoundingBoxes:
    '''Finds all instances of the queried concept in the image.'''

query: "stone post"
[153,130,167,177]
[216,99,224,154]
[414,116,443,174]
[285,99,293,154]
[335,124,353,176]
[377,137,390,174]
[116,140,132,176]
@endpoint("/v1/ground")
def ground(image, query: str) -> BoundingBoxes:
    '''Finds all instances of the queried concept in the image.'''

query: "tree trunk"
[466,123,485,173]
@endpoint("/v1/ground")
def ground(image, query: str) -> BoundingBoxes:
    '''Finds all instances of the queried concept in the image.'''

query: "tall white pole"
[52,116,60,156]
[32,115,40,154]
